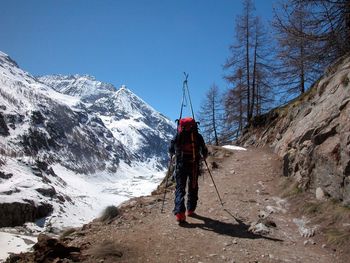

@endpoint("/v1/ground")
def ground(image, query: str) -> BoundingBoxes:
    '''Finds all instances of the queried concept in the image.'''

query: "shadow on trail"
[179,213,283,242]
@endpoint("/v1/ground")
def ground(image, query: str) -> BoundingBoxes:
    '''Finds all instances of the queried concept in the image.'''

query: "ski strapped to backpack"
[178,72,195,122]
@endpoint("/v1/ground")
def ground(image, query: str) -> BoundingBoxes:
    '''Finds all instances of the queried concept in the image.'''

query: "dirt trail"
[66,147,342,263]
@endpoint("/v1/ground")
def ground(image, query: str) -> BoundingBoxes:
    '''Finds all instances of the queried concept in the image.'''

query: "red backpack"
[177,117,198,156]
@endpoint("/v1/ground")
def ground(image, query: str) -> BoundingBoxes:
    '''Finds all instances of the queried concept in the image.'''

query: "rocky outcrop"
[238,55,350,206]
[0,171,13,179]
[0,112,9,136]
[0,201,53,227]
[5,234,81,263]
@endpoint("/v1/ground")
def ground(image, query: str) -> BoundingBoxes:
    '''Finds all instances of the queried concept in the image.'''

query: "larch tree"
[291,0,350,61]
[197,84,223,146]
[272,2,323,97]
[224,0,256,123]
[251,17,275,116]
[224,0,274,134]
[223,68,246,140]
[273,0,350,100]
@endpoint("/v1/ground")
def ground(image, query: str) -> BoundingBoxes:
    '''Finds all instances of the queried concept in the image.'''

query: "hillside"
[238,54,350,207]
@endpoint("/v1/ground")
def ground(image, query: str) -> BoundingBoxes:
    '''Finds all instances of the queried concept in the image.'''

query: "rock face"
[238,55,350,206]
[0,201,53,227]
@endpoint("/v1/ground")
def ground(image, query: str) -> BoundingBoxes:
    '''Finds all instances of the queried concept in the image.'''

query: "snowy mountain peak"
[116,85,133,95]
[38,74,116,102]
[0,51,19,69]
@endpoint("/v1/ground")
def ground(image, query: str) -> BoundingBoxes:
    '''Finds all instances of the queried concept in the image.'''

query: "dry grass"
[279,178,303,198]
[326,228,350,246]
[88,240,123,259]
[292,196,350,251]
[330,201,350,222]
[301,202,323,215]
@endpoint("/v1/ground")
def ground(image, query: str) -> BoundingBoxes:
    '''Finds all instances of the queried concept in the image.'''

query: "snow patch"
[222,145,247,151]
[0,232,37,262]
[293,218,317,238]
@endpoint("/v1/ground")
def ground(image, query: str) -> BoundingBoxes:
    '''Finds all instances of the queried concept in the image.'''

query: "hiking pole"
[161,155,174,213]
[203,159,224,207]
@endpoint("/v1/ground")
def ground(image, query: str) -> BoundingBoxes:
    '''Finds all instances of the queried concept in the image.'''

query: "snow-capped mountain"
[38,75,175,167]
[0,51,176,237]
[38,74,116,103]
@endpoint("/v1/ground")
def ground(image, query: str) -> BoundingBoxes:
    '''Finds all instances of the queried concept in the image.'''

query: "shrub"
[99,205,119,223]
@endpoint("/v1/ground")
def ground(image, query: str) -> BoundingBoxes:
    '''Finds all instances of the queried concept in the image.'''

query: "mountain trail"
[58,146,344,263]
[9,146,345,263]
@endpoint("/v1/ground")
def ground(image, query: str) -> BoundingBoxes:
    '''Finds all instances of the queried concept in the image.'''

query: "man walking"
[169,117,208,222]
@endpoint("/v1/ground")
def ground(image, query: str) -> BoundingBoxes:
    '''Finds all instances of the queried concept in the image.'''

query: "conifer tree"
[273,0,350,100]
[291,0,350,61]
[224,0,256,122]
[273,2,325,97]
[223,68,246,140]
[198,84,223,146]
[224,0,274,134]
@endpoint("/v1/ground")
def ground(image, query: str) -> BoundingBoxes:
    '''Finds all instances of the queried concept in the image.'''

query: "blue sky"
[0,0,276,121]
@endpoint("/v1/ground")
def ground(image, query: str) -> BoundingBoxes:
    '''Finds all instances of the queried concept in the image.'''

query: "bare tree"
[224,0,275,131]
[223,68,246,140]
[291,0,350,61]
[197,84,223,146]
[225,0,256,122]
[273,0,350,99]
[251,17,275,116]
[273,2,323,97]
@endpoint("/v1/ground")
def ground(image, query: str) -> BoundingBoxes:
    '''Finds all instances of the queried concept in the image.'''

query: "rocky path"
[60,146,342,263]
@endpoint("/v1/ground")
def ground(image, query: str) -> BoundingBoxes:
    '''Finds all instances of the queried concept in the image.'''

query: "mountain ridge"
[0,51,176,235]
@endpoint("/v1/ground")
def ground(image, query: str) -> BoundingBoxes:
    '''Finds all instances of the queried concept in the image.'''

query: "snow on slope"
[38,74,116,103]
[0,55,79,114]
[95,86,175,164]
[0,50,176,260]
[0,232,37,260]
[40,75,176,166]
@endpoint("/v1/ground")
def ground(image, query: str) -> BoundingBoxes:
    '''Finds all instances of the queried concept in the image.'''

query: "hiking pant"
[173,161,199,215]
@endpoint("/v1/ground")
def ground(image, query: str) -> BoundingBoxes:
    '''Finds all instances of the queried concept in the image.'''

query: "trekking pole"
[161,155,173,213]
[203,159,224,207]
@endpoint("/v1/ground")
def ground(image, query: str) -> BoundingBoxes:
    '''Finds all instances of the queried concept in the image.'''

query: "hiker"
[169,117,208,222]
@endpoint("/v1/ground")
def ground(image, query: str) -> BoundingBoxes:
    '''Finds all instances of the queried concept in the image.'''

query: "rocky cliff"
[238,55,350,206]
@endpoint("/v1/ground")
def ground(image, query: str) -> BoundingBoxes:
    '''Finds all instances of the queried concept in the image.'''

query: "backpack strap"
[191,132,198,188]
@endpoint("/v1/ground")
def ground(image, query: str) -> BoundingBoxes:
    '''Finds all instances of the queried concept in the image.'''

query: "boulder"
[315,187,326,200]
[0,201,53,227]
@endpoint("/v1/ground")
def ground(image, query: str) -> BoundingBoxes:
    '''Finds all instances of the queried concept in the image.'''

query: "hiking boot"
[175,213,186,222]
[186,210,195,217]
